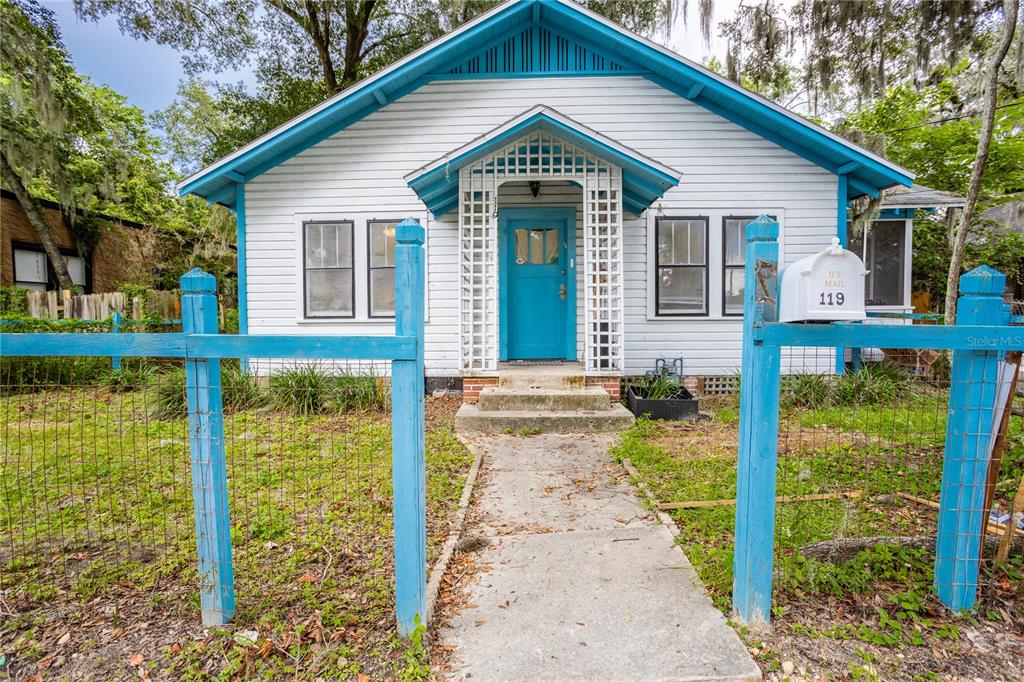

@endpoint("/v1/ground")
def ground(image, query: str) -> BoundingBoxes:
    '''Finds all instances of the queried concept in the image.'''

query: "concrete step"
[455,403,635,434]
[477,386,610,412]
[497,364,586,390]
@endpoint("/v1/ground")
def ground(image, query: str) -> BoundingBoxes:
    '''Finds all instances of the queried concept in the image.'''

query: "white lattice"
[457,130,624,373]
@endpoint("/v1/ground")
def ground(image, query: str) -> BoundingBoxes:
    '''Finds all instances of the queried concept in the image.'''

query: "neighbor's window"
[368,220,397,317]
[655,217,707,315]
[304,221,354,318]
[12,244,87,291]
[722,216,775,316]
[848,220,906,306]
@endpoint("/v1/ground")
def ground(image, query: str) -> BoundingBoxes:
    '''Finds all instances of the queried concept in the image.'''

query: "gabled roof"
[177,0,914,209]
[405,105,682,216]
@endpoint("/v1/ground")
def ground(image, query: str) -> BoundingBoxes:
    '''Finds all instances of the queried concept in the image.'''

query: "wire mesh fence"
[771,342,1022,631]
[1,354,470,677]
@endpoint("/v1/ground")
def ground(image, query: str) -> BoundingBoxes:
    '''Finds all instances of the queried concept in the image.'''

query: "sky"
[45,0,746,118]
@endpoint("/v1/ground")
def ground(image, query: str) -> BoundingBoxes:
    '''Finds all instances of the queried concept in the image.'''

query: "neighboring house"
[848,184,966,314]
[1,189,164,293]
[177,0,916,390]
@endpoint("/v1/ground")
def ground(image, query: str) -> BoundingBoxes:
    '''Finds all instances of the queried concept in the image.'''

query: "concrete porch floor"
[437,433,760,681]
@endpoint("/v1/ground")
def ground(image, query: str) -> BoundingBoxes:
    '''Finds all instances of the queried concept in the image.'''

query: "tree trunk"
[341,0,376,87]
[944,0,1019,323]
[0,149,74,290]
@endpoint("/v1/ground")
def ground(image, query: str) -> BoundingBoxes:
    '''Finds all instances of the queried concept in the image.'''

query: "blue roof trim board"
[405,105,682,217]
[177,0,914,209]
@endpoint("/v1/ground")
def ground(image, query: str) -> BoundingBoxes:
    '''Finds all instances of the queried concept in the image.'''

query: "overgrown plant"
[629,374,684,400]
[270,364,334,416]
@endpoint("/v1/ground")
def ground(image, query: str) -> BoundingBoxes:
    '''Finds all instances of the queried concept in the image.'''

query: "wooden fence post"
[110,311,122,370]
[733,215,782,626]
[935,265,1010,611]
[180,268,235,627]
[391,219,426,637]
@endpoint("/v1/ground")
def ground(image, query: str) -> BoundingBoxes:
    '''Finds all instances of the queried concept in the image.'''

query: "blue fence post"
[935,265,1009,611]
[180,268,235,627]
[110,311,122,370]
[391,219,426,636]
[733,215,783,625]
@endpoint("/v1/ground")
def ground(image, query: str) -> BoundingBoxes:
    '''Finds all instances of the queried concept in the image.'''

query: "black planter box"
[627,383,699,420]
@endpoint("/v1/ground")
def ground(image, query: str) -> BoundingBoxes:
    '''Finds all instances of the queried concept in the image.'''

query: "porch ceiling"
[404,105,682,217]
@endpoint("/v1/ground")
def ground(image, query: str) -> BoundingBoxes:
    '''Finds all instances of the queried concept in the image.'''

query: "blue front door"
[503,210,573,360]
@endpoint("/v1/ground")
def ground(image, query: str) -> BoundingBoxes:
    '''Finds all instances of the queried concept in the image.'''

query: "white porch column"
[583,165,625,373]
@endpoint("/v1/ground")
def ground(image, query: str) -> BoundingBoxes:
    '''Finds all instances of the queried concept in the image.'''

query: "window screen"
[656,217,707,315]
[368,220,397,317]
[848,220,906,306]
[304,221,354,317]
[13,249,48,291]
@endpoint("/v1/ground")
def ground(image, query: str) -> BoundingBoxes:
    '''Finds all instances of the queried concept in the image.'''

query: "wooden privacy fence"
[734,215,1024,625]
[22,289,181,320]
[0,219,428,637]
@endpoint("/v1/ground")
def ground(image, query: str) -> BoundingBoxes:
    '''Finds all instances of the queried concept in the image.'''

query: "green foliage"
[0,286,29,315]
[270,364,388,415]
[150,368,186,420]
[628,374,685,400]
[0,356,108,393]
[220,361,268,411]
[780,363,911,409]
[99,361,155,393]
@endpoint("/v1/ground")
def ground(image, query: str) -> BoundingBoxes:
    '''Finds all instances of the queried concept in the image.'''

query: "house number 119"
[819,292,845,306]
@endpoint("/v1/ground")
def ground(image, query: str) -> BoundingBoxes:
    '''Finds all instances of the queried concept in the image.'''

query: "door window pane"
[545,228,559,264]
[515,229,528,264]
[529,229,545,264]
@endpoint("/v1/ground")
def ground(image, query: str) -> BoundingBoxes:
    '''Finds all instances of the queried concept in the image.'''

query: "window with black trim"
[11,241,89,292]
[655,217,708,315]
[368,220,397,317]
[303,221,354,318]
[722,216,775,316]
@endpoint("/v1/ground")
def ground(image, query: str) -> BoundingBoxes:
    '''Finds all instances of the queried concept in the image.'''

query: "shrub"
[221,361,268,411]
[100,362,155,393]
[0,356,109,393]
[151,368,187,420]
[628,375,683,399]
[831,362,909,406]
[780,372,832,409]
[332,374,389,412]
[270,364,334,415]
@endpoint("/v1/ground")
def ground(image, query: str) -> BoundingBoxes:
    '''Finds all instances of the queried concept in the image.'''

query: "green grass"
[1,385,471,680]
[613,388,1024,621]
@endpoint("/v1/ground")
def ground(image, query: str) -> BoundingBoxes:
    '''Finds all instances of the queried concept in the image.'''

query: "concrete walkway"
[439,433,760,681]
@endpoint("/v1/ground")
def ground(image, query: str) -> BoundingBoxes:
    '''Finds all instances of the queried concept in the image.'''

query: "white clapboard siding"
[244,76,838,376]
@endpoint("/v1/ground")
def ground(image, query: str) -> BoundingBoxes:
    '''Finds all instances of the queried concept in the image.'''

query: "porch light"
[529,181,541,198]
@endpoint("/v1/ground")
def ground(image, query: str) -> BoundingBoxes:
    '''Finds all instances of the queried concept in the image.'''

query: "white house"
[177,0,916,404]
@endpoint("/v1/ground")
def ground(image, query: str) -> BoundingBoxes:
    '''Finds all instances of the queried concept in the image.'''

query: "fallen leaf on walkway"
[576,621,586,627]
[474,619,486,627]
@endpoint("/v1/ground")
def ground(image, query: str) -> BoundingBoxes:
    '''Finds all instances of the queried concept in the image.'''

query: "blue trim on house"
[178,0,913,208]
[235,183,248,337]
[878,208,914,220]
[499,207,577,361]
[407,110,679,216]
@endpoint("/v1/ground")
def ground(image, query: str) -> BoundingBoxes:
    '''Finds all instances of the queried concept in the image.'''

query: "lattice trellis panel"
[457,130,624,373]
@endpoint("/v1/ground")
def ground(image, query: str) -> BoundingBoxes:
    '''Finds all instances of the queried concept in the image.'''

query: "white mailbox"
[779,237,867,322]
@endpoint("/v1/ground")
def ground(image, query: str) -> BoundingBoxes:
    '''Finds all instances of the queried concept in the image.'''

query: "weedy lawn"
[1,386,470,681]
[614,386,1024,681]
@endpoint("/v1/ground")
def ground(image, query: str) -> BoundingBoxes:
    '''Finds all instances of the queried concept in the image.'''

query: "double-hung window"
[368,220,397,317]
[655,217,708,315]
[722,216,775,316]
[303,221,354,318]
